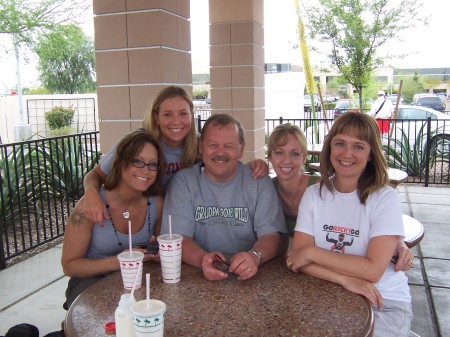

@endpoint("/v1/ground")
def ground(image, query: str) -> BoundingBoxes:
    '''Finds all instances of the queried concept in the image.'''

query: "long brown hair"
[105,130,165,196]
[319,112,389,203]
[142,86,198,168]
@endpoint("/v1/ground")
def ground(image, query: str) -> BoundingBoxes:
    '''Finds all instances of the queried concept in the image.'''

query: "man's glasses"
[131,159,160,171]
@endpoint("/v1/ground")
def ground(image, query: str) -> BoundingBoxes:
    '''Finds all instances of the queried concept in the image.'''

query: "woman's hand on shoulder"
[83,187,109,226]
[248,159,269,179]
[83,166,109,225]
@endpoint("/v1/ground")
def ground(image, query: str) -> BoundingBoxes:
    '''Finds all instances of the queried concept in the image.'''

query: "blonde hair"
[267,123,308,173]
[142,86,198,168]
[319,112,389,204]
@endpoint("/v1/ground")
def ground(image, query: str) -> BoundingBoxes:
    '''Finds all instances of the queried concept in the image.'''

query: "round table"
[65,258,374,337]
[387,168,408,188]
[403,214,425,248]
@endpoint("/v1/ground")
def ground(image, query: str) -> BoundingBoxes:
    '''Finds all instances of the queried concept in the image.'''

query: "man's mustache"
[211,156,230,162]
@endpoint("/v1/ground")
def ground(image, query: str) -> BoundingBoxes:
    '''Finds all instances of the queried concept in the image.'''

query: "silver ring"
[286,260,292,268]
[409,260,413,264]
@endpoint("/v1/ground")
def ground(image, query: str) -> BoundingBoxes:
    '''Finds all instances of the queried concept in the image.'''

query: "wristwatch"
[250,250,263,266]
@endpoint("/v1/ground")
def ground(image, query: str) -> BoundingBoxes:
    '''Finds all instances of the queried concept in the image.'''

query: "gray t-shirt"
[99,134,184,187]
[161,162,287,253]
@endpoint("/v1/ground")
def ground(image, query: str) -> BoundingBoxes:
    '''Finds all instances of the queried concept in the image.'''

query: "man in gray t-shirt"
[161,114,287,281]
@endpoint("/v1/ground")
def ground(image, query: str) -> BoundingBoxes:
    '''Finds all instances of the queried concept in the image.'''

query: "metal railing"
[195,109,450,186]
[265,116,450,186]
[0,132,100,269]
[1,111,449,268]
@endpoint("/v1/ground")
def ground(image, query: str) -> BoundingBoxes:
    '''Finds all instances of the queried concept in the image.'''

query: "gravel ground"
[3,201,71,269]
[5,237,64,268]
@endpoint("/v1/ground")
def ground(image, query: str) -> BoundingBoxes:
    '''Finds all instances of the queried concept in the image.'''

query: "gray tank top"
[86,188,157,259]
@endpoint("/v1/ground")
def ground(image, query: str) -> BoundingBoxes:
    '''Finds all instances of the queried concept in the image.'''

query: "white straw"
[169,215,172,238]
[146,273,150,308]
[128,220,132,257]
[130,262,141,300]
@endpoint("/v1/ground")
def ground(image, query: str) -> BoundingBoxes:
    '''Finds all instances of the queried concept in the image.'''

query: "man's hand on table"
[229,251,258,280]
[201,251,259,281]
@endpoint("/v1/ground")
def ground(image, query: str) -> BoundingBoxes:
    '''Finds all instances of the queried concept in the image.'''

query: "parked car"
[303,95,321,112]
[305,105,450,148]
[436,93,447,102]
[386,105,450,152]
[324,94,340,102]
[387,94,404,105]
[412,93,445,112]
[332,99,359,119]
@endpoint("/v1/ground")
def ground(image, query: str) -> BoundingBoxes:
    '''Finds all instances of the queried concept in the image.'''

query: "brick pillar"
[93,0,192,152]
[209,0,265,162]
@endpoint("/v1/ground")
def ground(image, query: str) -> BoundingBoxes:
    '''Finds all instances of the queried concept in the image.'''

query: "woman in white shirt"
[286,112,412,337]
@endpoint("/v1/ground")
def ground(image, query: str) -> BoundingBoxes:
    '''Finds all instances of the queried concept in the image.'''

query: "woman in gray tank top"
[61,129,165,310]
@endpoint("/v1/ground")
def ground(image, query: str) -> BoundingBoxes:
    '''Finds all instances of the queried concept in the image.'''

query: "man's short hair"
[201,114,245,144]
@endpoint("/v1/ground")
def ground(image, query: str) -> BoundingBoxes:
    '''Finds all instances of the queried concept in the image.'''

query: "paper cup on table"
[131,299,167,337]
[157,234,183,283]
[118,251,144,290]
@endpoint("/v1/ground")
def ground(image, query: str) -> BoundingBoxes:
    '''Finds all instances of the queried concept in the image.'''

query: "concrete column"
[209,0,265,162]
[93,0,192,152]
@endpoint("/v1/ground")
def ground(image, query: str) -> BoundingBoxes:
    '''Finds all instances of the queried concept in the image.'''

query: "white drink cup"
[131,299,167,337]
[117,251,144,289]
[157,234,183,283]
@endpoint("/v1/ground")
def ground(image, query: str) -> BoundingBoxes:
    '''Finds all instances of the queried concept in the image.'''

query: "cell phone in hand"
[135,242,159,254]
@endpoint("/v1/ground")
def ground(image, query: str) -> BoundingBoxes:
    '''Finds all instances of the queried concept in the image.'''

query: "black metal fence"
[0,132,100,269]
[266,116,450,186]
[1,111,449,268]
[196,109,450,186]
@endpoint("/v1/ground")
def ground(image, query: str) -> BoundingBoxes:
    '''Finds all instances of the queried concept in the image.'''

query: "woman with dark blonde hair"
[286,113,412,337]
[267,123,320,236]
[142,85,198,171]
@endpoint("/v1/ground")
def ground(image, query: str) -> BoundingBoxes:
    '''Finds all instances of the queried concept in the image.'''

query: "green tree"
[304,0,426,111]
[34,24,96,94]
[0,0,91,119]
[0,0,90,47]
[400,73,425,103]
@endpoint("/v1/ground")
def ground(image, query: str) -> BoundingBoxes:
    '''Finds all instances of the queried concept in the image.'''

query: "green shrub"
[45,106,75,130]
[193,89,208,100]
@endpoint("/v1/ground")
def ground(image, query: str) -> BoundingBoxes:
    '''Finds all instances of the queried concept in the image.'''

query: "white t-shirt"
[295,183,411,303]
[369,96,394,119]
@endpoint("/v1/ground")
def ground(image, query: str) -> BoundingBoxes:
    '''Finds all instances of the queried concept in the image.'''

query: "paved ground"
[0,185,449,336]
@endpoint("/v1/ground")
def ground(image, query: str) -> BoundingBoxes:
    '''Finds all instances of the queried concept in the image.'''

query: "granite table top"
[65,257,374,337]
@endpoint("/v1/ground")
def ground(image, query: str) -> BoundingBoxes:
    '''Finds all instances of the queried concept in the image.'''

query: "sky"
[192,0,450,73]
[1,0,448,93]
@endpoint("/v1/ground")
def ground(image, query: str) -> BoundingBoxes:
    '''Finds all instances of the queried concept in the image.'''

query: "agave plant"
[383,124,438,176]
[32,135,100,202]
[0,145,42,228]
